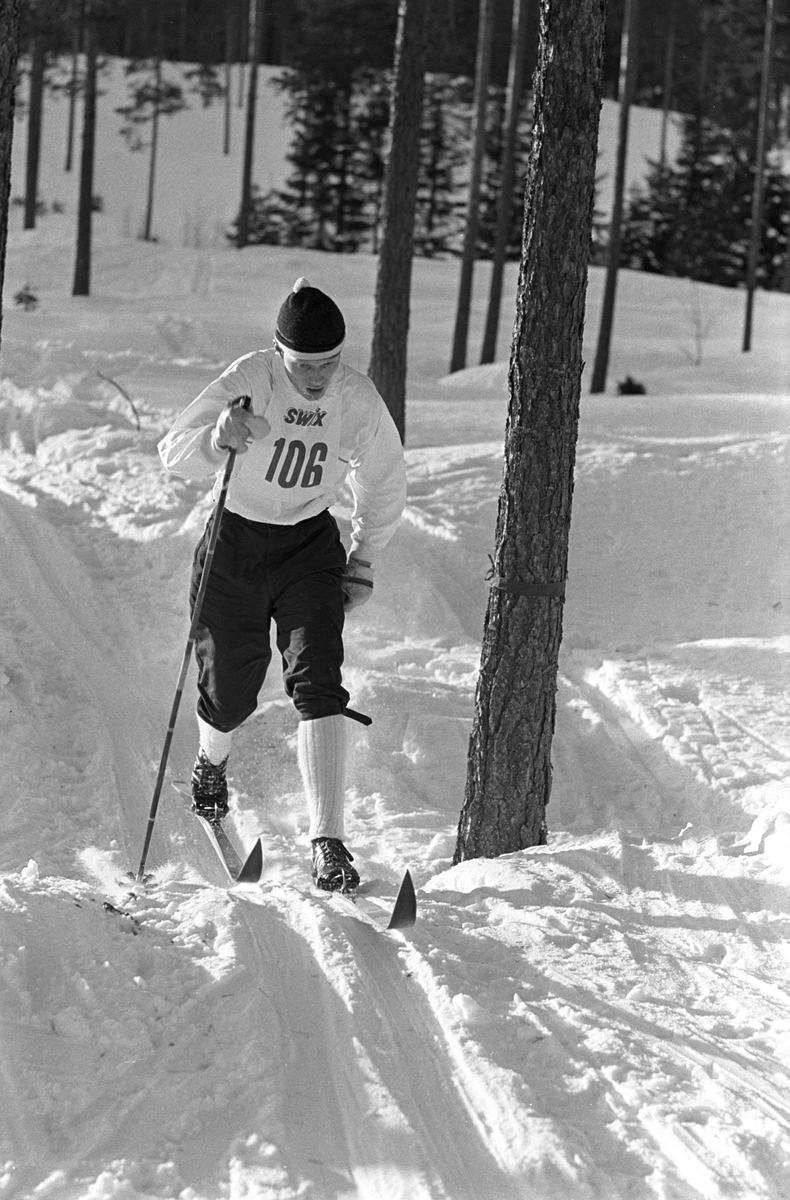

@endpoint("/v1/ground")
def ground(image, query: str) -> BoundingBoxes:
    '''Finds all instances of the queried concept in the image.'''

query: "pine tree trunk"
[65,0,83,173]
[24,34,45,230]
[449,0,495,373]
[658,0,675,169]
[368,0,430,442]
[0,0,20,352]
[72,12,97,296]
[143,51,162,242]
[237,0,263,249]
[589,0,639,395]
[223,0,233,155]
[743,0,777,352]
[454,0,606,863]
[479,0,530,365]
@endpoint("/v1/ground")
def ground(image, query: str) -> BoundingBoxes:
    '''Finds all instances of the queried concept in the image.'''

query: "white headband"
[274,335,344,361]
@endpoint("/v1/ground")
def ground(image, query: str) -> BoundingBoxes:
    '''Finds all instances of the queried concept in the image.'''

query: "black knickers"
[189,508,349,730]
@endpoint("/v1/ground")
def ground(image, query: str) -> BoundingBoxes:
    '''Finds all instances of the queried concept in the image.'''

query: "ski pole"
[135,396,251,881]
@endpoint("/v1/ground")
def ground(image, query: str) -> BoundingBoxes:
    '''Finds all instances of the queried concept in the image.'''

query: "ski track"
[245,885,528,1199]
[2,301,790,1193]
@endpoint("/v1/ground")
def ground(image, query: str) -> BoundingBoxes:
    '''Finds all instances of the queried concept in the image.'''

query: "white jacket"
[158,349,406,561]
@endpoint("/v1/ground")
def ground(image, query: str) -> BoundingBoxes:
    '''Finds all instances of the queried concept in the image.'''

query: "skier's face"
[280,348,340,401]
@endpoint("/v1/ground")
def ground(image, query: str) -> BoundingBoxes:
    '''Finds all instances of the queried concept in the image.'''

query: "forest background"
[13,0,790,296]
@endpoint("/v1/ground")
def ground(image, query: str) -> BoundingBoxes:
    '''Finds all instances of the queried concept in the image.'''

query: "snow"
[1,61,789,1200]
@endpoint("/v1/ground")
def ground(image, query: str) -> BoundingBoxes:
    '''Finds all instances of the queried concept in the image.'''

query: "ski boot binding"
[191,750,229,821]
[311,837,360,892]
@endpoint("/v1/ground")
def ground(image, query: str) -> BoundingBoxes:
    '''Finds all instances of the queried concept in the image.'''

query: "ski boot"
[311,837,360,892]
[191,750,229,821]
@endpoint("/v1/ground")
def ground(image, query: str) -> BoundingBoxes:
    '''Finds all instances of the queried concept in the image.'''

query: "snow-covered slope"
[1,93,789,1199]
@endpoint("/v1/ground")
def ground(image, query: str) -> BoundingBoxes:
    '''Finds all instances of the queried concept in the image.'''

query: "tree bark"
[236,0,263,248]
[454,0,607,863]
[223,0,234,154]
[72,11,97,296]
[742,0,776,352]
[0,0,20,353]
[24,34,45,229]
[367,0,430,443]
[448,0,495,373]
[658,0,675,170]
[479,0,531,365]
[589,0,639,394]
[143,52,162,241]
[65,0,83,173]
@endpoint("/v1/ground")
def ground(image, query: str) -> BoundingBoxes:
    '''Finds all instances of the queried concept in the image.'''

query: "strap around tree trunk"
[492,576,566,598]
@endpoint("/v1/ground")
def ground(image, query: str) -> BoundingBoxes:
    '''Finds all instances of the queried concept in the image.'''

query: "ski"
[327,870,417,931]
[172,782,263,885]
[194,812,263,884]
[171,783,412,920]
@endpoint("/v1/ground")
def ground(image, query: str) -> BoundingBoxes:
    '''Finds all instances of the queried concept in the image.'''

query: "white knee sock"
[197,715,233,765]
[298,714,346,841]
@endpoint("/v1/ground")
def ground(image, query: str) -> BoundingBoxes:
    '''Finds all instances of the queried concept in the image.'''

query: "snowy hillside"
[1,78,790,1199]
[9,57,679,249]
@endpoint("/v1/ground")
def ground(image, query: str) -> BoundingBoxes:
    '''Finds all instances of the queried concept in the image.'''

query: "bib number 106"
[265,438,327,488]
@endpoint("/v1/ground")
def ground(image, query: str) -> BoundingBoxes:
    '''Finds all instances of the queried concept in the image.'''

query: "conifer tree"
[590,0,640,394]
[20,0,69,228]
[413,75,468,256]
[235,68,391,251]
[236,0,263,248]
[116,53,187,241]
[621,116,790,289]
[455,0,606,862]
[0,0,20,352]
[368,0,430,441]
[23,29,45,228]
[72,4,98,295]
[480,0,532,364]
[449,0,495,372]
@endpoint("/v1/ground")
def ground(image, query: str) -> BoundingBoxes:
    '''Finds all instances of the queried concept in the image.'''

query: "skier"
[158,279,406,891]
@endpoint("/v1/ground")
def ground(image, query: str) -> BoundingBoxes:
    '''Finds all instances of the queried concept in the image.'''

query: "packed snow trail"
[2,223,790,1196]
[2,422,790,1198]
[0,490,151,874]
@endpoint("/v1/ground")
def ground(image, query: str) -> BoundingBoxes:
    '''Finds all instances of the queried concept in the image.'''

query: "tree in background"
[480,0,532,364]
[64,0,84,171]
[23,18,44,227]
[590,0,639,395]
[116,51,188,241]
[71,4,96,295]
[221,0,234,154]
[448,0,495,373]
[0,0,21,352]
[621,0,790,293]
[236,0,263,248]
[412,75,468,256]
[474,81,532,264]
[12,0,764,123]
[19,0,71,227]
[232,68,391,251]
[743,0,778,352]
[368,0,431,442]
[621,118,790,289]
[455,0,606,862]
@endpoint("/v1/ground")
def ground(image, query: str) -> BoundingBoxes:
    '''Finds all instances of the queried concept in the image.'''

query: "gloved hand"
[211,399,269,455]
[342,555,374,610]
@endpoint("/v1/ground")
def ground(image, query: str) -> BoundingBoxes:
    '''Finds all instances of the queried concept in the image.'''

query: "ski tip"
[235,837,263,885]
[387,869,417,931]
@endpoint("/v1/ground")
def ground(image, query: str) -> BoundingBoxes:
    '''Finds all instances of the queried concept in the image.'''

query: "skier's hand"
[342,555,374,610]
[211,400,269,455]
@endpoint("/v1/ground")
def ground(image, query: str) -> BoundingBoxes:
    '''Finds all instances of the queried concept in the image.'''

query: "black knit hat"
[274,278,345,358]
